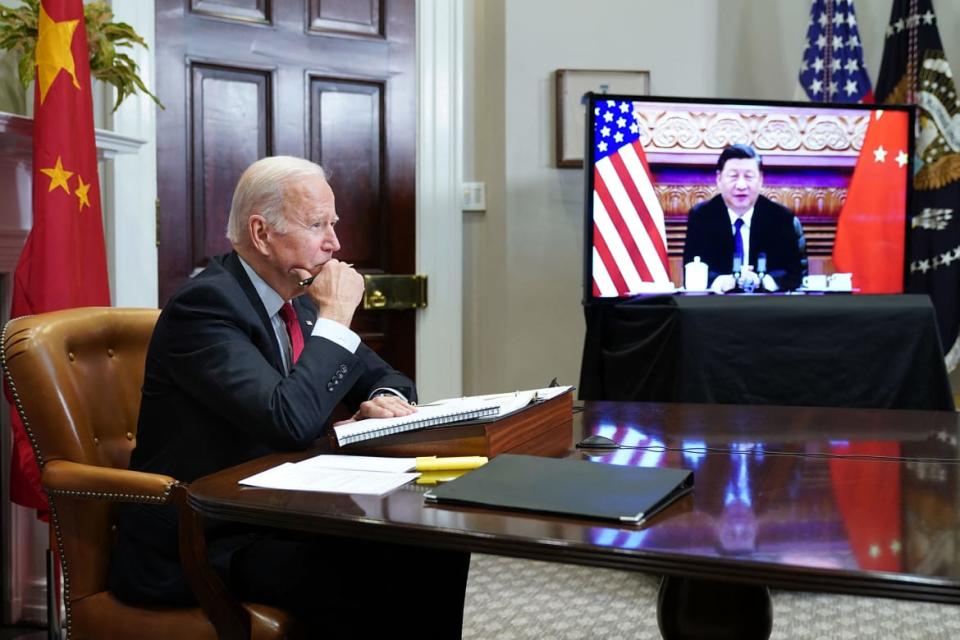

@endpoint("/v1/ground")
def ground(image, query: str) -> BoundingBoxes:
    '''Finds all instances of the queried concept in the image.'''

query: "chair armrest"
[42,459,179,504]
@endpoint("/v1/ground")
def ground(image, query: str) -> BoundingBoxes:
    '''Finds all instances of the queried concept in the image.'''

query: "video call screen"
[583,94,914,300]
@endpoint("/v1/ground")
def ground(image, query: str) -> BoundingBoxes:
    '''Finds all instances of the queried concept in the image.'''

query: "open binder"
[336,388,574,458]
[424,454,693,524]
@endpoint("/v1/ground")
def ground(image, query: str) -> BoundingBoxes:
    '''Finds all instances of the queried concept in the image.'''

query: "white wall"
[107,0,158,308]
[463,0,960,395]
[416,0,464,402]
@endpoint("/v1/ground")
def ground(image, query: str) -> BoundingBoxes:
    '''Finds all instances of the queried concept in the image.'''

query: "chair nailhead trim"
[1,318,178,639]
[47,486,177,503]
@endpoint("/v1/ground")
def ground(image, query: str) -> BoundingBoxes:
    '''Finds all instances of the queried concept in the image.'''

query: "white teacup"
[802,274,827,290]
[828,272,853,291]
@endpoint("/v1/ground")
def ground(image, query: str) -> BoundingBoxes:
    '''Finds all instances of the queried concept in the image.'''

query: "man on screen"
[682,144,808,292]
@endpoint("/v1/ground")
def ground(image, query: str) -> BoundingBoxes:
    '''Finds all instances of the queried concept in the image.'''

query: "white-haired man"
[109,156,469,636]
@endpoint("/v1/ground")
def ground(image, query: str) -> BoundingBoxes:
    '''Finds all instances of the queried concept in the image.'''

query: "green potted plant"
[0,0,161,111]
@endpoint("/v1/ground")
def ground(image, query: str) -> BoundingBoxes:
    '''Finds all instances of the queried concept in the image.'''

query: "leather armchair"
[2,307,296,640]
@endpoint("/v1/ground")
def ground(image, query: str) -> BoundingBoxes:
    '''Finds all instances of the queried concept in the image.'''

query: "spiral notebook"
[333,398,500,446]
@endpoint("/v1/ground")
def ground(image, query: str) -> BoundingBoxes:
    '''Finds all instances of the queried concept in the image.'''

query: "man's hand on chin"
[293,261,364,327]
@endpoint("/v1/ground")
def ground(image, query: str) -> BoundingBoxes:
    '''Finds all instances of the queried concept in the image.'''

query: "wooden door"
[156,0,416,376]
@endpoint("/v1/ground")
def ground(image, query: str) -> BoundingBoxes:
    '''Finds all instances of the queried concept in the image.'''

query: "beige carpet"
[462,555,960,639]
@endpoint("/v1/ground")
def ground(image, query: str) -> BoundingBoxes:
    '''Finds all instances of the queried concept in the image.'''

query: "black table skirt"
[579,294,954,411]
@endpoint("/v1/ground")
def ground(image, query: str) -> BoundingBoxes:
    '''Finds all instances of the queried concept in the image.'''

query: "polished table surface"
[188,401,960,605]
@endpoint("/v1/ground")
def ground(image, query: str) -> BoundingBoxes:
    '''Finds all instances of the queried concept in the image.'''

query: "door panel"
[191,64,272,263]
[309,0,383,36]
[190,0,270,24]
[156,0,416,376]
[309,79,382,267]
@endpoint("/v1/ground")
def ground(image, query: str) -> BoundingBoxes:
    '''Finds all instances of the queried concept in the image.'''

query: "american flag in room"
[798,0,873,103]
[591,99,671,297]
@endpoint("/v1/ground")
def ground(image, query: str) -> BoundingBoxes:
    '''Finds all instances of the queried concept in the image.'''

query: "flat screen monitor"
[583,94,914,300]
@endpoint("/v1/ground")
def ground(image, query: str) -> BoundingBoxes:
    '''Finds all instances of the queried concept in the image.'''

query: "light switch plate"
[462,181,486,212]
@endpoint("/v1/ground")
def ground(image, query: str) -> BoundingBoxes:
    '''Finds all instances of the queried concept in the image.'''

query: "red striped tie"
[279,302,304,364]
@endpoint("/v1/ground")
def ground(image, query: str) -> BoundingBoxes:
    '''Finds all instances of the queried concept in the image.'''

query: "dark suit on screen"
[108,251,467,635]
[682,194,808,291]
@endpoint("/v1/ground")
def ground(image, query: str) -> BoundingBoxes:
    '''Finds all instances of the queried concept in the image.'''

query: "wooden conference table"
[187,401,960,639]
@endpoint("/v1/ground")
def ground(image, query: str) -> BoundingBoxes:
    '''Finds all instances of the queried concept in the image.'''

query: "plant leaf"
[0,0,162,109]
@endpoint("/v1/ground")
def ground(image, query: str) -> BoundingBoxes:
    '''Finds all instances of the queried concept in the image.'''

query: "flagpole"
[906,0,919,104]
[823,0,833,103]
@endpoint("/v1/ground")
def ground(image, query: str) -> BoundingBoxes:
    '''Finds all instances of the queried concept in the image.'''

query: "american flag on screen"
[591,99,670,297]
[798,0,873,103]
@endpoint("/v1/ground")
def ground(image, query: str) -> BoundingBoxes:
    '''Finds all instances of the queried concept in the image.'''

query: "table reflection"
[581,420,958,579]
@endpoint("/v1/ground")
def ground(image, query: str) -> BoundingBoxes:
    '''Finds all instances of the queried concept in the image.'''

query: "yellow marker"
[415,469,470,485]
[415,456,488,471]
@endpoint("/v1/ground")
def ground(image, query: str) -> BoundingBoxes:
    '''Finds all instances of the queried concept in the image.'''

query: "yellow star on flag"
[40,156,73,194]
[74,175,91,211]
[35,3,81,104]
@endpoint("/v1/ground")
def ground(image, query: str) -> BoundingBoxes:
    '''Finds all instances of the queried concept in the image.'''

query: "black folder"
[423,454,693,524]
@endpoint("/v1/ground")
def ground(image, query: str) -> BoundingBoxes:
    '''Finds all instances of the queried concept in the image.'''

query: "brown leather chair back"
[4,308,160,600]
[3,307,294,639]
[4,306,154,470]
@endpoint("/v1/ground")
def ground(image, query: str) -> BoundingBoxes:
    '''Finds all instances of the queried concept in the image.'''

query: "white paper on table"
[294,454,416,473]
[239,462,418,496]
[494,392,535,416]
[533,385,573,402]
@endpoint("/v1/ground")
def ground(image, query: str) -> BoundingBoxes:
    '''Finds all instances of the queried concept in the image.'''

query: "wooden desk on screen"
[186,401,960,640]
[580,294,953,410]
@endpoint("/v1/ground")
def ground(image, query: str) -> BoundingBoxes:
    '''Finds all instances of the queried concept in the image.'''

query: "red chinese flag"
[7,0,110,517]
[832,110,910,293]
[829,442,902,573]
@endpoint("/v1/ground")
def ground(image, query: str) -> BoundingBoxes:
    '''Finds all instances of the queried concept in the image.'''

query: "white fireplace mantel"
[0,110,147,275]
[0,111,147,158]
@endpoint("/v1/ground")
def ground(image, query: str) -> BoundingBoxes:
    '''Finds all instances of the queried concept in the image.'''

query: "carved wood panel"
[308,78,383,269]
[190,64,272,266]
[190,0,270,24]
[309,0,383,37]
[637,106,868,159]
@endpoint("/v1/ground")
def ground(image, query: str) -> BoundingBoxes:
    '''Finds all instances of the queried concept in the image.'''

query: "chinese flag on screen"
[7,0,111,517]
[832,110,910,293]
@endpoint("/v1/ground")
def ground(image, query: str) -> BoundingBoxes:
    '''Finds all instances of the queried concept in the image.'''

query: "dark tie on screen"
[733,218,745,272]
[279,302,304,364]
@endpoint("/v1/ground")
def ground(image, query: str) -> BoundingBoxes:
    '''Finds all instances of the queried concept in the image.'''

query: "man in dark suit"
[682,144,807,292]
[109,156,469,637]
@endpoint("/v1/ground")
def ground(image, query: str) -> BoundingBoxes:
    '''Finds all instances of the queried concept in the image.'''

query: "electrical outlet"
[462,182,486,212]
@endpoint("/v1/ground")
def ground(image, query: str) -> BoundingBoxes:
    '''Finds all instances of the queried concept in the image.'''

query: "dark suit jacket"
[682,194,808,291]
[109,251,415,604]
